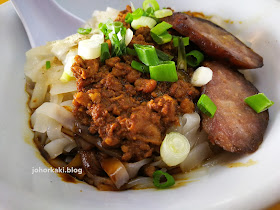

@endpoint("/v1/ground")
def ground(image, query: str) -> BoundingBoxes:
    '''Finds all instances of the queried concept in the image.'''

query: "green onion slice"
[177,37,188,72]
[154,9,173,18]
[150,21,173,36]
[125,13,133,24]
[155,49,174,61]
[151,31,172,45]
[99,20,127,57]
[77,27,92,35]
[153,170,175,189]
[131,16,157,30]
[126,47,137,56]
[143,0,160,11]
[160,132,190,167]
[131,60,149,73]
[144,7,155,17]
[132,8,144,20]
[112,22,123,34]
[173,36,189,47]
[197,94,217,118]
[46,61,51,69]
[100,42,110,63]
[245,93,274,113]
[134,44,159,66]
[60,72,73,83]
[149,61,178,82]
[186,50,204,67]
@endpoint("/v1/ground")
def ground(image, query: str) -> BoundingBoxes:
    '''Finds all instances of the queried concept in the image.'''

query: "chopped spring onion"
[143,0,160,11]
[155,49,174,61]
[150,21,173,36]
[191,66,213,87]
[77,27,92,35]
[177,37,188,72]
[60,72,73,83]
[112,21,123,34]
[99,20,127,57]
[110,33,122,57]
[151,31,172,44]
[125,28,134,46]
[245,93,274,113]
[173,36,189,47]
[134,44,159,66]
[144,7,155,17]
[99,20,124,39]
[125,13,133,24]
[46,61,51,69]
[131,60,149,73]
[131,16,157,30]
[186,50,205,67]
[153,170,175,189]
[197,94,217,118]
[149,61,178,82]
[78,39,102,60]
[100,42,110,63]
[126,47,137,56]
[132,8,144,20]
[99,22,110,39]
[160,132,190,166]
[154,9,173,18]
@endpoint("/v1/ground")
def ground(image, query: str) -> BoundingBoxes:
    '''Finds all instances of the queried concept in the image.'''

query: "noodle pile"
[25,7,213,190]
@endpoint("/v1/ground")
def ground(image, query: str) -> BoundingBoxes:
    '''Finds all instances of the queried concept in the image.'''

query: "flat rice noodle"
[75,122,122,158]
[181,113,201,134]
[26,44,52,58]
[86,175,118,191]
[50,80,77,95]
[67,153,82,168]
[62,133,77,152]
[124,158,152,179]
[32,114,53,133]
[100,157,130,189]
[84,7,120,29]
[64,142,77,152]
[203,152,240,167]
[168,113,205,148]
[45,65,64,83]
[60,100,74,111]
[150,158,168,168]
[80,150,104,176]
[32,102,75,131]
[44,138,74,159]
[50,33,91,61]
[25,58,52,82]
[50,94,63,104]
[75,136,94,150]
[48,157,68,168]
[124,177,154,190]
[46,118,63,140]
[29,82,48,108]
[180,142,213,172]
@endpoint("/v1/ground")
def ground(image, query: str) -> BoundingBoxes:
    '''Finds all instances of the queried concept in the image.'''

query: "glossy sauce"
[226,159,257,168]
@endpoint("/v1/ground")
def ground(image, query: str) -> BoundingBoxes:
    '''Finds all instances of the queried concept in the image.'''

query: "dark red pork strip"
[163,13,263,69]
[201,61,269,153]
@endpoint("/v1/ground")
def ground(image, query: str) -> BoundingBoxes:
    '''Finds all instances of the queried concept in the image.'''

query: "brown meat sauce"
[72,53,199,162]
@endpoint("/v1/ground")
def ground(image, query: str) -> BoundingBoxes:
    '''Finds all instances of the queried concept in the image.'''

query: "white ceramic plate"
[0,0,280,209]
